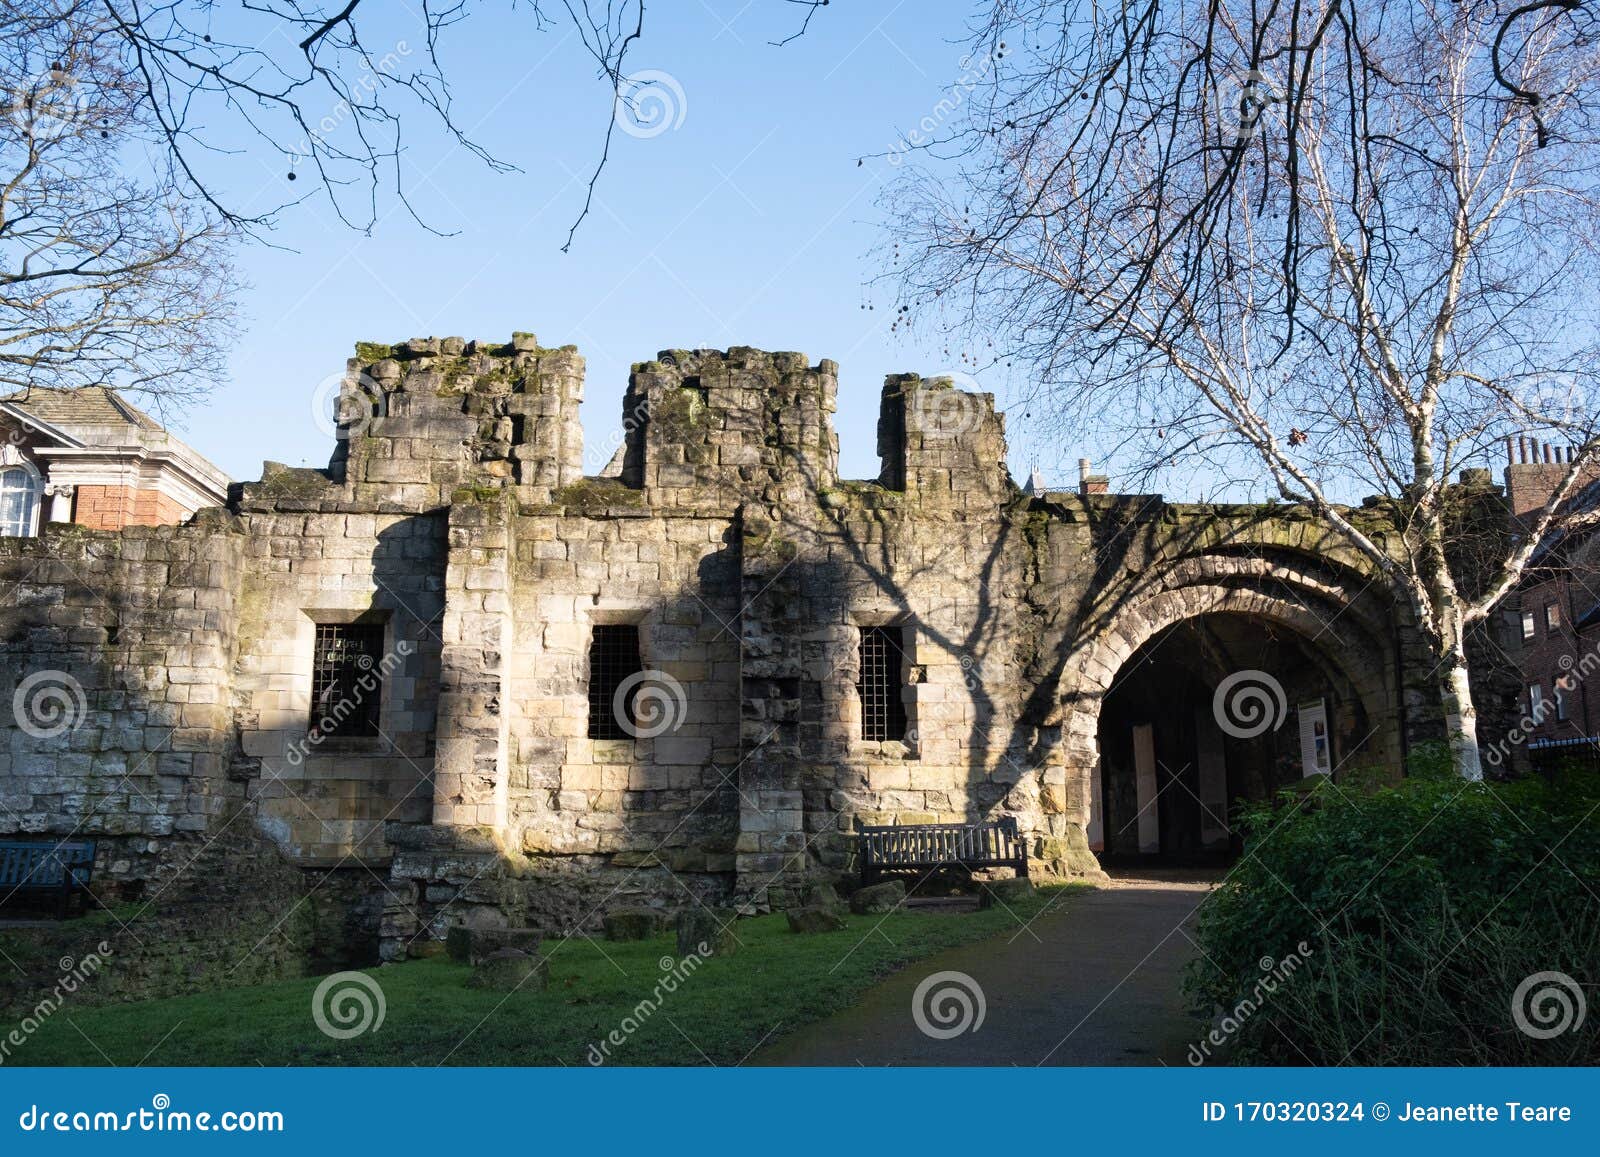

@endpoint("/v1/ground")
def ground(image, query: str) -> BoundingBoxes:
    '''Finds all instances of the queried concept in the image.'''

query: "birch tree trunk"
[1440,655,1484,782]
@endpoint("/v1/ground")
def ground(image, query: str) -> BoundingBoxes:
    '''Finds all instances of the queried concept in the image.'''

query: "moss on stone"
[450,484,509,504]
[251,468,331,500]
[354,341,395,363]
[552,478,644,513]
[745,528,799,563]
[651,385,711,440]
[818,479,903,514]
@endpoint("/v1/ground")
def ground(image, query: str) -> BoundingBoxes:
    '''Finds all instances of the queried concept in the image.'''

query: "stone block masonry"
[0,331,1496,961]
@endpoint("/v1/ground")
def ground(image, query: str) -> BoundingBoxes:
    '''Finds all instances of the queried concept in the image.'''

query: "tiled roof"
[0,386,161,430]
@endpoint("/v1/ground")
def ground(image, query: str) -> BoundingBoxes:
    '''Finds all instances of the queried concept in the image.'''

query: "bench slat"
[0,840,97,900]
[857,819,1027,880]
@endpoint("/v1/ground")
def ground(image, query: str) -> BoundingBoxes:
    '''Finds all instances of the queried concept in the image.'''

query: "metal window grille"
[858,626,907,742]
[588,624,643,739]
[310,622,386,739]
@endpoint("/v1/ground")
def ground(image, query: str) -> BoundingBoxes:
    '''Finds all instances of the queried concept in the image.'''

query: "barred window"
[588,624,643,739]
[310,622,386,739]
[858,626,908,742]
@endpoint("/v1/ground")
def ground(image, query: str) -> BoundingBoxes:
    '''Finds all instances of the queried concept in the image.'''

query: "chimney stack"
[1505,435,1595,516]
[1078,457,1109,496]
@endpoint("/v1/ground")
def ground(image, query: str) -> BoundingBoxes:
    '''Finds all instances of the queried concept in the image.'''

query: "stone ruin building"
[0,333,1511,966]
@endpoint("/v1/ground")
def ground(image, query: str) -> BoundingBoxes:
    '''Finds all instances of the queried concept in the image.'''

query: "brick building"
[0,386,230,534]
[1503,439,1600,754]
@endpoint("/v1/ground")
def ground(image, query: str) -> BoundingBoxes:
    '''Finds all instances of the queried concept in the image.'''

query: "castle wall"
[0,514,242,882]
[231,508,443,865]
[0,331,1474,949]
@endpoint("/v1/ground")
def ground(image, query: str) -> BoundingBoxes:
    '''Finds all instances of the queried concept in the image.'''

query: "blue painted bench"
[0,840,97,917]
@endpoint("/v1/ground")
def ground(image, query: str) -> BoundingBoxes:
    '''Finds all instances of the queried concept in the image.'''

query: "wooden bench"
[0,840,97,917]
[858,818,1028,886]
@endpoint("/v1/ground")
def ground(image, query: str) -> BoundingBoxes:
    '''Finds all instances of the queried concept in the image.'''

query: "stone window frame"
[585,604,654,755]
[300,608,395,755]
[848,609,921,760]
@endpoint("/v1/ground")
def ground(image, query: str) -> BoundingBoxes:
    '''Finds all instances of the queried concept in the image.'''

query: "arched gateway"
[1052,547,1403,864]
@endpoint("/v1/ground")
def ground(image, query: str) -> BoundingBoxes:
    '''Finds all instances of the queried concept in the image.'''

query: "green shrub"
[1187,774,1600,1064]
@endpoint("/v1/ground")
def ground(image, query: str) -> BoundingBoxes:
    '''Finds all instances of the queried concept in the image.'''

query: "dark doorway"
[1092,613,1366,866]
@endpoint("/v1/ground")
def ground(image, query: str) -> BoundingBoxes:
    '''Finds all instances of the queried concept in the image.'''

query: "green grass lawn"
[10,885,1086,1066]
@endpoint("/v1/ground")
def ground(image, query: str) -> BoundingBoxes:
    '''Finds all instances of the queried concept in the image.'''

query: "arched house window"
[0,461,44,537]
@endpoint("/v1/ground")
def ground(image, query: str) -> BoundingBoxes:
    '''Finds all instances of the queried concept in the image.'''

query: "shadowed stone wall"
[0,332,1508,952]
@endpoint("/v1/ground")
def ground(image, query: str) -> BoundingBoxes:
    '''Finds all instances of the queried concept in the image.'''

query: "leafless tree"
[888,0,1600,778]
[10,1,823,241]
[0,1,829,403]
[0,4,236,405]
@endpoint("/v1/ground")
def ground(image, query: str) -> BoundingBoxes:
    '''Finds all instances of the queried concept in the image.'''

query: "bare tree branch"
[888,0,1600,779]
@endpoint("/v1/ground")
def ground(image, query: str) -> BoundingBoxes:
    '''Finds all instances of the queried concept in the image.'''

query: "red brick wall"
[72,485,188,530]
[1514,568,1600,741]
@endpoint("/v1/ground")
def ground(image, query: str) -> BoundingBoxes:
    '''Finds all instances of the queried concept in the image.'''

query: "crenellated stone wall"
[1,331,1508,957]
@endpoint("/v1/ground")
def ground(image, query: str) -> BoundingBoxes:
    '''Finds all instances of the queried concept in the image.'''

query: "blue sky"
[170,2,1076,490]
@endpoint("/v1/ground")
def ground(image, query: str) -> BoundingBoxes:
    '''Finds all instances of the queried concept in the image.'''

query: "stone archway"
[1056,554,1402,865]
